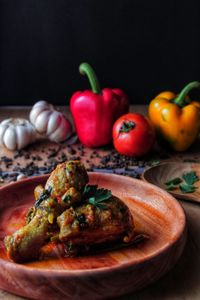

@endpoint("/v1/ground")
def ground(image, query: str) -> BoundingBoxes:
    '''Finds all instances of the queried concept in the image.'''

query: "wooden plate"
[142,162,200,203]
[0,173,186,300]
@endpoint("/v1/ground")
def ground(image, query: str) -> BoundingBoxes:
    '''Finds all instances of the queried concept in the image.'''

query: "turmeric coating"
[4,161,134,263]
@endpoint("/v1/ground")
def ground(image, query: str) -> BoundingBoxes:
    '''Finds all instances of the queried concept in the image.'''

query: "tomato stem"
[119,121,135,133]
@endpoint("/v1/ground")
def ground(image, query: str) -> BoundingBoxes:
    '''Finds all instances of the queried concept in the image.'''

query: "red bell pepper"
[70,62,129,147]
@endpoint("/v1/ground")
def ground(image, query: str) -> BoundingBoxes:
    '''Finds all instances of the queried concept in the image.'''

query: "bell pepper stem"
[173,81,200,107]
[79,62,101,94]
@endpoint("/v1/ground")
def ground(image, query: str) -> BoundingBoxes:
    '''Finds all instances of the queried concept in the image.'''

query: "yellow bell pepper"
[148,81,200,151]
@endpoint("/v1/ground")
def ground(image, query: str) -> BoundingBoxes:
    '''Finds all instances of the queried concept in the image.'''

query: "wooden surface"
[142,162,200,203]
[0,105,200,300]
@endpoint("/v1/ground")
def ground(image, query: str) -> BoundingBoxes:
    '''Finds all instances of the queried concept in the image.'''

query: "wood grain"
[142,162,200,203]
[0,173,186,300]
[0,105,200,300]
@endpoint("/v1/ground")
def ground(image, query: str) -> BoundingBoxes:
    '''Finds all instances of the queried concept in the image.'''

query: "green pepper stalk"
[79,62,101,94]
[173,81,200,107]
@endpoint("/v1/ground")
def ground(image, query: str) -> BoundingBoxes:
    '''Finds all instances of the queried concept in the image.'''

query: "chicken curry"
[4,161,134,263]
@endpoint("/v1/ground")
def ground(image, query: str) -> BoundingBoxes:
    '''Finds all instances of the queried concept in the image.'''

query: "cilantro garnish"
[166,183,178,191]
[62,194,71,203]
[83,185,112,209]
[179,183,197,193]
[149,159,160,167]
[165,171,199,194]
[165,177,182,186]
[182,171,199,186]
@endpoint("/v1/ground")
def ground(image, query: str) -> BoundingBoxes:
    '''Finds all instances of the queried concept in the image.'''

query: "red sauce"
[0,198,163,270]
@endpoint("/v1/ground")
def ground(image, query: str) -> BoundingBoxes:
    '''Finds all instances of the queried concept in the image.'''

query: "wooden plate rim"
[0,172,186,276]
[142,161,200,201]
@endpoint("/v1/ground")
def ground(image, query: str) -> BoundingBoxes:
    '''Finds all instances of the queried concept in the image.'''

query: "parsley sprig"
[179,183,196,193]
[182,171,199,186]
[83,185,112,209]
[165,171,199,193]
[165,177,182,190]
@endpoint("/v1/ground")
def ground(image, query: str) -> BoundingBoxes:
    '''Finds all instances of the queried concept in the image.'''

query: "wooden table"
[0,106,200,300]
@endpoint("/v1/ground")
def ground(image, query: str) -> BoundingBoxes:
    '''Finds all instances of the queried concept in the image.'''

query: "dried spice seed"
[0,139,174,185]
[68,147,76,155]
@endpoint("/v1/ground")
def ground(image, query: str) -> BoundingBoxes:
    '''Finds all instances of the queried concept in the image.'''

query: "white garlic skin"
[30,101,72,142]
[17,173,27,181]
[0,118,36,151]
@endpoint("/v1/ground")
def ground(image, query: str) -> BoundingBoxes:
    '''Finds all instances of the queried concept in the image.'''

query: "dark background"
[1,0,200,105]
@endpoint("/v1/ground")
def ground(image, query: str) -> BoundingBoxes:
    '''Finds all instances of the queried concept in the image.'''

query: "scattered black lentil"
[25,153,30,159]
[0,138,187,185]
[47,147,61,159]
[68,147,76,155]
[1,156,13,163]
[71,156,80,161]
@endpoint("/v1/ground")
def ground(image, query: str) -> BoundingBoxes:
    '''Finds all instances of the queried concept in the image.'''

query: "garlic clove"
[49,118,72,142]
[34,110,52,134]
[30,104,48,125]
[29,100,72,143]
[33,100,49,108]
[1,118,13,126]
[17,173,27,181]
[47,111,62,136]
[0,118,37,151]
[26,123,37,143]
[33,100,54,111]
[49,126,64,142]
[0,124,8,147]
[3,127,17,150]
[15,125,32,149]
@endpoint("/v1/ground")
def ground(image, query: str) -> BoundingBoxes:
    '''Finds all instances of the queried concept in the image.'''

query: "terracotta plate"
[0,173,187,300]
[142,162,200,203]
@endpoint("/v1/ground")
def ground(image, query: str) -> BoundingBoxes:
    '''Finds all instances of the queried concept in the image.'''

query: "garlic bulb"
[0,118,36,151]
[30,101,72,143]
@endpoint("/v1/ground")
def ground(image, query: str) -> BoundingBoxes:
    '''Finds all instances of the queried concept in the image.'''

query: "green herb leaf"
[62,194,71,203]
[183,159,198,163]
[165,177,182,186]
[166,183,177,191]
[88,197,107,209]
[119,121,135,133]
[179,183,197,193]
[83,185,98,196]
[149,159,160,167]
[83,185,112,209]
[182,171,199,186]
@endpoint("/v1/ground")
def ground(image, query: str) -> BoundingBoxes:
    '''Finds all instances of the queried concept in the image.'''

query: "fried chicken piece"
[40,196,134,258]
[4,160,135,263]
[4,161,88,262]
[4,197,59,263]
[45,160,89,198]
[57,196,134,253]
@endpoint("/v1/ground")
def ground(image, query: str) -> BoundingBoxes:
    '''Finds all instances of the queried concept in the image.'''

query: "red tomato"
[112,113,155,157]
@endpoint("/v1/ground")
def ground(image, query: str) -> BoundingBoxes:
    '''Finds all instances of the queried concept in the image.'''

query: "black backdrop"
[1,0,200,105]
